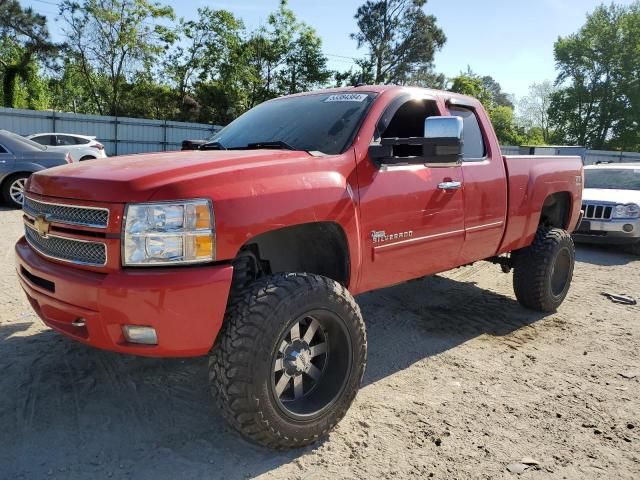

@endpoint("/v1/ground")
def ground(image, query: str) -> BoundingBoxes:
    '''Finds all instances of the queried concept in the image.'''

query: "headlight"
[612,203,640,219]
[123,200,214,266]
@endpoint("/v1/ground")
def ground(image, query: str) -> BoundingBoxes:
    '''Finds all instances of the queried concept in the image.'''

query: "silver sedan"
[0,130,72,208]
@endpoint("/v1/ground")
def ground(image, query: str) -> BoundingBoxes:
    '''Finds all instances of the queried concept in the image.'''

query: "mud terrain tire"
[513,227,575,312]
[209,273,367,449]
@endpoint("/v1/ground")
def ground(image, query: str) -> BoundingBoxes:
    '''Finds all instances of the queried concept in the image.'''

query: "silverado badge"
[34,215,51,238]
[371,230,413,244]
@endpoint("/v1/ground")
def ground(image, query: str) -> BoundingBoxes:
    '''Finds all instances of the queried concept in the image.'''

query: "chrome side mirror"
[423,116,463,167]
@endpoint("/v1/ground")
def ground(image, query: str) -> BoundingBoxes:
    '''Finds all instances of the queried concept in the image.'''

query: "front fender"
[149,150,362,283]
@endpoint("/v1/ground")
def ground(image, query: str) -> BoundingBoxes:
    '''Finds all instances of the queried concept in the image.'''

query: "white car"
[26,133,108,162]
[574,163,640,255]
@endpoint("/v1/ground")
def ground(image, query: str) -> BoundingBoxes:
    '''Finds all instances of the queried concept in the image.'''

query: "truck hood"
[582,188,640,205]
[27,150,312,203]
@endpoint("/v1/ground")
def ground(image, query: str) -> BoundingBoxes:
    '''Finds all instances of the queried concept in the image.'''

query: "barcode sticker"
[324,94,368,103]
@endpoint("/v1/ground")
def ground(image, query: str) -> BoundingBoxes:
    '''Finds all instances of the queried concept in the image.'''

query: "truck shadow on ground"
[0,275,546,480]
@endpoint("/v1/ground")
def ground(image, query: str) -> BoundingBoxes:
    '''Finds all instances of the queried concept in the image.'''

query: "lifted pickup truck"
[15,86,583,448]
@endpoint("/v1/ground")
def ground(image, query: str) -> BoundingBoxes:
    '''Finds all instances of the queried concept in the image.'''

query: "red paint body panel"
[16,85,583,357]
[498,156,583,254]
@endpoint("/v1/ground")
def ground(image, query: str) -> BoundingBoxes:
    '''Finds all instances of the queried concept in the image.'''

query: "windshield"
[585,168,640,191]
[210,92,376,155]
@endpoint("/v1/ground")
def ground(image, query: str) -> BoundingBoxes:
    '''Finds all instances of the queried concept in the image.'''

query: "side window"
[32,135,55,146]
[74,136,90,145]
[377,99,440,158]
[0,144,7,154]
[57,135,77,146]
[448,106,486,160]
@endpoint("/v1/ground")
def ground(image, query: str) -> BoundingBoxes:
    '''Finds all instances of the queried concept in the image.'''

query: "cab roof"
[286,84,483,108]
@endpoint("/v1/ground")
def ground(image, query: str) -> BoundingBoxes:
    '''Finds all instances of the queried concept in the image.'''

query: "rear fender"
[498,156,583,253]
[0,163,44,185]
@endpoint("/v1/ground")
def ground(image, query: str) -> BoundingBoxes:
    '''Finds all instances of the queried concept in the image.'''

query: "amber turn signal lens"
[195,204,211,229]
[195,235,213,258]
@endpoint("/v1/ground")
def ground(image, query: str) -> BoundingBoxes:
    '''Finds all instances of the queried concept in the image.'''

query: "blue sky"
[25,0,638,99]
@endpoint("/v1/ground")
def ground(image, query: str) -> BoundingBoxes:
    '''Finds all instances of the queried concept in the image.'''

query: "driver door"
[356,96,465,292]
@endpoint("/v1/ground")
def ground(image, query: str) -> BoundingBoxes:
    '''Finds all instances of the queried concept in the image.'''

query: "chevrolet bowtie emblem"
[34,215,51,238]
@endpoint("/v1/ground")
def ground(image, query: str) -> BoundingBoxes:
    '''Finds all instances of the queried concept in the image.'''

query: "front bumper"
[573,218,640,245]
[16,237,233,357]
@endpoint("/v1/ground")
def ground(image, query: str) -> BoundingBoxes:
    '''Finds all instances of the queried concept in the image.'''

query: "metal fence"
[501,145,640,165]
[0,107,221,156]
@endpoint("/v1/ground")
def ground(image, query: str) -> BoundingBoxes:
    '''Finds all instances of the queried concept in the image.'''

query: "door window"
[0,144,8,154]
[57,135,77,146]
[377,98,440,159]
[448,107,486,160]
[31,135,55,146]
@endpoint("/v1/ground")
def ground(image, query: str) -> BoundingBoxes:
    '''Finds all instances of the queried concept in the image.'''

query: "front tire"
[209,273,367,449]
[513,227,575,312]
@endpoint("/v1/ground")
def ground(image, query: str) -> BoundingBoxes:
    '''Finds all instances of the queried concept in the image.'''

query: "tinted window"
[211,93,376,155]
[448,107,486,159]
[585,169,640,191]
[32,135,55,146]
[0,144,7,154]
[74,136,90,144]
[57,135,77,146]
[379,99,440,158]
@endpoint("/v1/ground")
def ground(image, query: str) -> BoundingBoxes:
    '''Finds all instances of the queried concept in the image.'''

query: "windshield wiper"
[245,141,296,151]
[199,141,227,150]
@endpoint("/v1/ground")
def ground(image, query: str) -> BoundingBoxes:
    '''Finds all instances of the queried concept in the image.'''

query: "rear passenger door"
[447,100,508,264]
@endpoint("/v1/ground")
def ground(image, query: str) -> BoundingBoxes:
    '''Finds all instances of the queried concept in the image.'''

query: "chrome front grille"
[24,197,109,228]
[582,203,613,220]
[24,223,107,266]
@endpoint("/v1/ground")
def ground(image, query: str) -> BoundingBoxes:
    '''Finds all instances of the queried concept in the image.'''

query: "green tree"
[0,0,57,107]
[48,59,100,113]
[60,0,176,116]
[351,0,446,84]
[449,72,522,145]
[517,80,556,144]
[241,0,330,107]
[449,74,492,105]
[163,7,244,119]
[550,2,640,150]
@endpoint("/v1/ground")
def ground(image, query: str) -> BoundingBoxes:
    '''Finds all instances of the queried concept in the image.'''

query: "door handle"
[438,181,462,191]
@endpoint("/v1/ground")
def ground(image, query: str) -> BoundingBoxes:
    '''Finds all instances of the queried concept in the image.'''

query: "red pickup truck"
[15,86,583,448]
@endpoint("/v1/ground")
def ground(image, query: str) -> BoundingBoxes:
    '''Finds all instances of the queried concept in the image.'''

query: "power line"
[30,0,60,7]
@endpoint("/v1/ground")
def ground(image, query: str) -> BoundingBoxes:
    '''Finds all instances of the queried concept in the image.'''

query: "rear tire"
[2,173,29,208]
[79,155,96,161]
[209,272,367,449]
[513,227,575,312]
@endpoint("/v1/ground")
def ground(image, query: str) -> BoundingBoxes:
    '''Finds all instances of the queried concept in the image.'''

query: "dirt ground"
[0,206,638,480]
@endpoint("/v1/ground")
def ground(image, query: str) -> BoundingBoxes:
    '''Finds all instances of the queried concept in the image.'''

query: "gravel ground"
[0,206,638,479]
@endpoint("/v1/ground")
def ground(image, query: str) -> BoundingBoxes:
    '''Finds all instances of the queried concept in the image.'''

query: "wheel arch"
[539,191,573,229]
[233,221,352,287]
[1,170,34,191]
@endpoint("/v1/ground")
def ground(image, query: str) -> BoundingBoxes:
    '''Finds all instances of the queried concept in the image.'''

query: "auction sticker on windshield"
[324,93,369,103]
